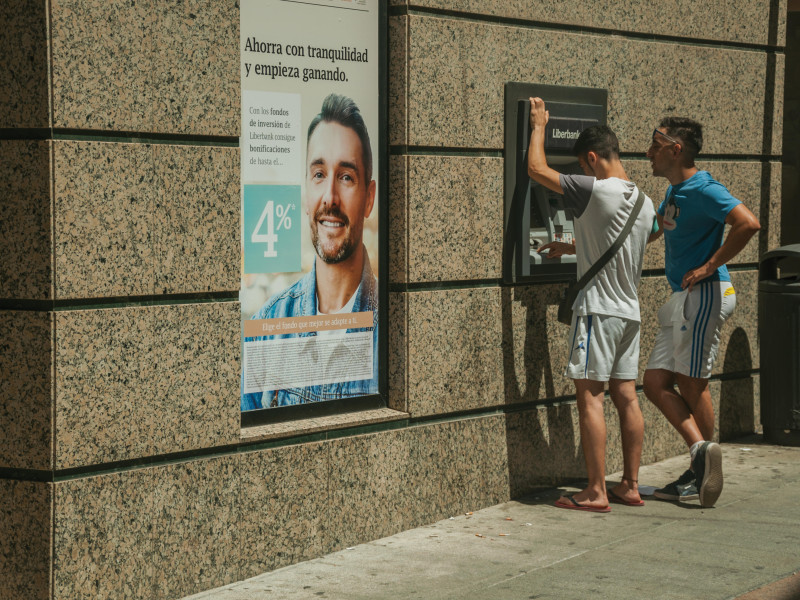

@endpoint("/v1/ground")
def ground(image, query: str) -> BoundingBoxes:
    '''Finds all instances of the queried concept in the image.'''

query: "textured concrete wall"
[0,1,782,598]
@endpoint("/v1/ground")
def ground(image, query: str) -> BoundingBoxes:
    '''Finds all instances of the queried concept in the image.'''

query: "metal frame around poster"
[241,0,388,428]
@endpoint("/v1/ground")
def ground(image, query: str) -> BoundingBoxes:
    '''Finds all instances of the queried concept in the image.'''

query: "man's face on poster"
[306,121,376,264]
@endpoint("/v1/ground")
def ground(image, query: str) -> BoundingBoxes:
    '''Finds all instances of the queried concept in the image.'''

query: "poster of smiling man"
[240,0,380,412]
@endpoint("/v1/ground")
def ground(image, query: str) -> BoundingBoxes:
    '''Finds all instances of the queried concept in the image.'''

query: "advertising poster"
[240,0,380,411]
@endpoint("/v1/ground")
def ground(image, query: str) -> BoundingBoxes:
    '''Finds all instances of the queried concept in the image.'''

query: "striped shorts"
[646,281,736,379]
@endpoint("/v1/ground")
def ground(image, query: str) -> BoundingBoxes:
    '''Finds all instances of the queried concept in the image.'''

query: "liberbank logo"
[544,117,598,150]
[551,128,581,140]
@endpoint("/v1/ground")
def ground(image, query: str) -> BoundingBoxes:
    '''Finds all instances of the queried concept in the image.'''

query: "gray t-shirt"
[559,174,657,322]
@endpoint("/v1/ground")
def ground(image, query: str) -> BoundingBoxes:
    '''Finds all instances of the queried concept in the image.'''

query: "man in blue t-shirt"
[644,117,760,508]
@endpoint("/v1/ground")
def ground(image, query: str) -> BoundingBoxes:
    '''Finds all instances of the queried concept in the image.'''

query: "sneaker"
[692,441,723,508]
[653,469,698,501]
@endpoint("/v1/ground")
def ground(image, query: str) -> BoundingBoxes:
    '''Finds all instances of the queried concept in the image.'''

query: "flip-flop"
[608,488,645,507]
[554,495,611,513]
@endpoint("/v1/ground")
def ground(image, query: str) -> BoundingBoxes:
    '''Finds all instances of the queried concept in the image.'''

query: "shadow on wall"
[719,327,756,441]
[500,285,584,498]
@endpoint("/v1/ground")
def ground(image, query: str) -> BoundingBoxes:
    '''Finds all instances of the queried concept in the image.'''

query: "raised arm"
[526,97,563,195]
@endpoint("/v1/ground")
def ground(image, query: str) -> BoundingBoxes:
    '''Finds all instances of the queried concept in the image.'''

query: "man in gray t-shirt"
[527,97,658,513]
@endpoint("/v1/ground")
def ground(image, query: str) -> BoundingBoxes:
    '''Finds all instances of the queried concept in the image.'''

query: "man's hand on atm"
[528,97,549,130]
[537,241,576,259]
[526,97,564,195]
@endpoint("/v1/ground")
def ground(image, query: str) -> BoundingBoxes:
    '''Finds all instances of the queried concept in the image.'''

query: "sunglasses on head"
[652,128,681,146]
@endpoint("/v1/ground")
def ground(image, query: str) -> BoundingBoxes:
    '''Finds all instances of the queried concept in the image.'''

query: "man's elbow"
[743,216,761,239]
[527,162,546,181]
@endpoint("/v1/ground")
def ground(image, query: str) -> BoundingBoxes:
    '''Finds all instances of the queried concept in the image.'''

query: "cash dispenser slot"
[503,83,607,283]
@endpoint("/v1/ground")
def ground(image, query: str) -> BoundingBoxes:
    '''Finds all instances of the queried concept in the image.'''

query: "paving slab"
[184,438,800,600]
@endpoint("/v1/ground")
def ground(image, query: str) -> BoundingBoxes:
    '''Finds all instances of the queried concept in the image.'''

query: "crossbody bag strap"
[567,187,644,300]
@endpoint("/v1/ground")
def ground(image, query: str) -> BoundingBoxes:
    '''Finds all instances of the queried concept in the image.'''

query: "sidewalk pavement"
[185,437,800,600]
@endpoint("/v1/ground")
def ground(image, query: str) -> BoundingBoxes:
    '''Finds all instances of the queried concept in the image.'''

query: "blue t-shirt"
[658,170,741,292]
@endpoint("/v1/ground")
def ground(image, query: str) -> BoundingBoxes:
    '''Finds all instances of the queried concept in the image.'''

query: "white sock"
[690,441,704,464]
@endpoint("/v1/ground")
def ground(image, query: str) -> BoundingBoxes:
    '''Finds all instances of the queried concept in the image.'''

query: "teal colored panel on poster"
[244,185,302,274]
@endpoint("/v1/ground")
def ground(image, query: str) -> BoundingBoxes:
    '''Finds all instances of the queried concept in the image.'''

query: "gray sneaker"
[653,469,698,501]
[693,441,723,508]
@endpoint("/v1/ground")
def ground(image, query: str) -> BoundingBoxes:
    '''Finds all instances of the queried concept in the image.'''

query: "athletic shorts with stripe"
[646,281,736,379]
[565,314,641,382]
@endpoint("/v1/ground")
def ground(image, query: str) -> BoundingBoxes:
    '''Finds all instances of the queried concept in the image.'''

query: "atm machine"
[503,83,607,283]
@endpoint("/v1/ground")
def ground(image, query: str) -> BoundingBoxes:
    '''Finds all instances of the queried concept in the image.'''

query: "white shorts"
[565,313,640,382]
[646,281,736,379]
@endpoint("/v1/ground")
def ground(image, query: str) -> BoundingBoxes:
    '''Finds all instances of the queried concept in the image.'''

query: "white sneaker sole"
[699,443,723,507]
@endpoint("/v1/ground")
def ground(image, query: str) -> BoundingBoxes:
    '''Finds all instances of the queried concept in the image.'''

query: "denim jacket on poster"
[241,252,378,411]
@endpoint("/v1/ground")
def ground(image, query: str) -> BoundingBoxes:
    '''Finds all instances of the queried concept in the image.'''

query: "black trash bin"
[759,244,800,446]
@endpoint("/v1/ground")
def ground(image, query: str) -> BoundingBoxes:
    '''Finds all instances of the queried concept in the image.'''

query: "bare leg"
[675,374,715,441]
[643,368,704,447]
[608,378,643,503]
[557,378,609,509]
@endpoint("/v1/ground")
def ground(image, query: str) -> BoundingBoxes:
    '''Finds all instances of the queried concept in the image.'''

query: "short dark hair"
[659,116,703,160]
[307,94,373,182]
[572,125,620,160]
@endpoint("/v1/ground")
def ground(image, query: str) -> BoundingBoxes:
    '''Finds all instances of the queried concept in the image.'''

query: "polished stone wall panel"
[406,156,503,282]
[389,155,408,283]
[505,402,583,495]
[54,469,159,600]
[153,145,240,294]
[503,283,575,405]
[388,292,408,413]
[765,161,783,255]
[148,1,240,136]
[402,16,773,155]
[236,443,328,580]
[405,287,505,416]
[389,16,408,146]
[50,418,512,599]
[53,141,239,299]
[0,0,49,128]
[54,142,155,298]
[0,311,53,471]
[326,429,412,550]
[324,417,510,548]
[152,456,241,598]
[0,480,51,600]
[50,0,150,132]
[50,0,239,135]
[388,0,786,47]
[55,302,239,468]
[0,140,52,300]
[771,53,785,157]
[406,416,510,524]
[717,374,760,442]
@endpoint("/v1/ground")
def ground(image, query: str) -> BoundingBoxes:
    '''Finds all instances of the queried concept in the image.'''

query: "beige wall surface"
[0,1,781,598]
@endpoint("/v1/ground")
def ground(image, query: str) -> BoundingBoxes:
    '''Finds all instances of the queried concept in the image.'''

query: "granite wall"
[0,0,783,598]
